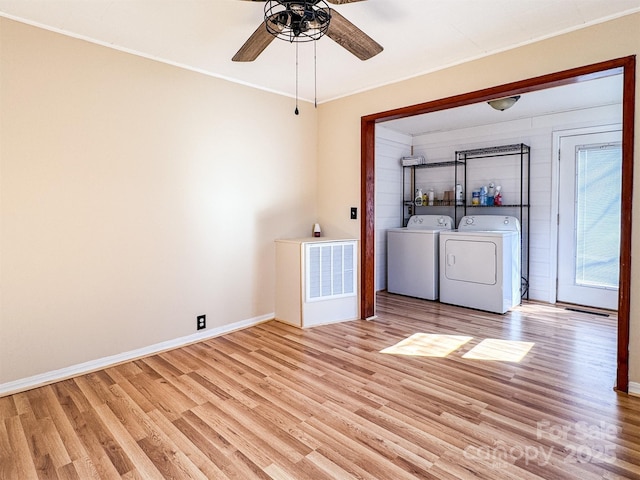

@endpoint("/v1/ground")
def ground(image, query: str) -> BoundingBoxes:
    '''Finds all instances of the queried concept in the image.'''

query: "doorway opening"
[360,56,635,393]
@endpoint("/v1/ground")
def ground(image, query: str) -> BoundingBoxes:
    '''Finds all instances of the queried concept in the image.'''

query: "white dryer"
[439,215,521,314]
[387,215,453,300]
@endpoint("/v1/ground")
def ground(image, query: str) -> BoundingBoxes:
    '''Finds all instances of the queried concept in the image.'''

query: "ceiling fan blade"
[324,8,382,61]
[232,18,283,62]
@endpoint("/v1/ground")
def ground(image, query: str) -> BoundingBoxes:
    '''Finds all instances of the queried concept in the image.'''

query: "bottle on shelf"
[428,188,435,206]
[487,182,495,206]
[415,188,423,206]
[480,186,488,206]
[455,184,463,205]
[494,185,502,206]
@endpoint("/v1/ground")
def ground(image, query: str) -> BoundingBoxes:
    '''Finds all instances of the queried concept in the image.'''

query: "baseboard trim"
[628,382,640,397]
[0,313,274,397]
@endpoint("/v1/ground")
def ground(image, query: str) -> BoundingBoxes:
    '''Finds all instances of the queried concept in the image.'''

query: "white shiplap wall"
[375,127,412,291]
[376,103,621,302]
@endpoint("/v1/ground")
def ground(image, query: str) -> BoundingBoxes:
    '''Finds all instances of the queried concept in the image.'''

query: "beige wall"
[0,19,318,384]
[316,13,640,384]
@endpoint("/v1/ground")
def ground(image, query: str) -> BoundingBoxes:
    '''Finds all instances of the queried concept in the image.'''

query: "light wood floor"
[2,292,640,479]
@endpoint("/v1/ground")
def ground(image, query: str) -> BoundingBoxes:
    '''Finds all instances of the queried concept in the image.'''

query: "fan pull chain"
[314,40,317,108]
[294,42,299,115]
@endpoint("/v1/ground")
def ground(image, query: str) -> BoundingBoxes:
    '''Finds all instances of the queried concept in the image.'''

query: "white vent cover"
[306,241,356,302]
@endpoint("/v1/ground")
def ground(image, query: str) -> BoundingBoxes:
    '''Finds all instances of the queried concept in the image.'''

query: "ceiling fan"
[232,0,383,62]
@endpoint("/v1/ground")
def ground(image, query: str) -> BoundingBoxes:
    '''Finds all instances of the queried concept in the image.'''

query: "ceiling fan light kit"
[264,0,332,43]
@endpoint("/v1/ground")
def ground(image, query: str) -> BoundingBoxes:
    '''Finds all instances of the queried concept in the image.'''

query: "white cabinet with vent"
[275,238,358,328]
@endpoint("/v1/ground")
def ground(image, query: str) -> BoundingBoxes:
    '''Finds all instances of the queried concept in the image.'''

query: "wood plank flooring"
[1,292,640,479]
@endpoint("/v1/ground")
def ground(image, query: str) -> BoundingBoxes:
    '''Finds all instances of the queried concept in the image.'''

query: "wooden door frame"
[360,56,636,393]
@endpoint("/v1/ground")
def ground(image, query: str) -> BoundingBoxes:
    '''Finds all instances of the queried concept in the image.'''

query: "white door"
[444,239,497,284]
[557,130,621,310]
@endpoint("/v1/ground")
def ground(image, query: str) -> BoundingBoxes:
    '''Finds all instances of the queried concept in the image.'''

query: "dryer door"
[443,239,497,285]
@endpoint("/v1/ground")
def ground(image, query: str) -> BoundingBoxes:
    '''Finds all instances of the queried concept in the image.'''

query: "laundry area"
[382,143,530,314]
[374,72,622,312]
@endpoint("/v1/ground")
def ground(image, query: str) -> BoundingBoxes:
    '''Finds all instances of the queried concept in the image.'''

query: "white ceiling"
[381,73,624,136]
[1,0,639,106]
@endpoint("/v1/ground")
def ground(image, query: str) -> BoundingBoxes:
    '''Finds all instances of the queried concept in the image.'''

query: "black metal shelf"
[402,159,466,224]
[411,160,460,169]
[466,204,529,208]
[456,143,530,300]
[456,143,529,158]
[405,201,465,207]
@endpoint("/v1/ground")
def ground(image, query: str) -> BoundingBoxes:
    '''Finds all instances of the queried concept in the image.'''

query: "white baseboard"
[0,313,274,397]
[628,382,640,397]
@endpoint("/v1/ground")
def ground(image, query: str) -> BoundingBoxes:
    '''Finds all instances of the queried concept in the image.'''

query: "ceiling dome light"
[487,95,521,111]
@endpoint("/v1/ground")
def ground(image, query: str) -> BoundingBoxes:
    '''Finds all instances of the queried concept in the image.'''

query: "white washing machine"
[387,215,453,300]
[439,215,521,314]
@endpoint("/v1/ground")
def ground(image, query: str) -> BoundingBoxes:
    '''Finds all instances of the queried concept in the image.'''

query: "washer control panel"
[406,215,454,230]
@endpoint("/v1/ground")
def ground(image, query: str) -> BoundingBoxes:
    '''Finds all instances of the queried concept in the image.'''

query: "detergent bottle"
[494,185,503,206]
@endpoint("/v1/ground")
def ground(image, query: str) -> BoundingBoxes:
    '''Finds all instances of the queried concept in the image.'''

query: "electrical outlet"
[350,207,357,219]
[197,314,206,330]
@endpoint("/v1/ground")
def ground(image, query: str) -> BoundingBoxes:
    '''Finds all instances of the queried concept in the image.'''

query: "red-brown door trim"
[360,55,635,392]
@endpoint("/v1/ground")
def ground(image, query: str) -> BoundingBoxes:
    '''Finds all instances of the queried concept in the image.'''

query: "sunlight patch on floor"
[462,338,535,362]
[380,333,473,357]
